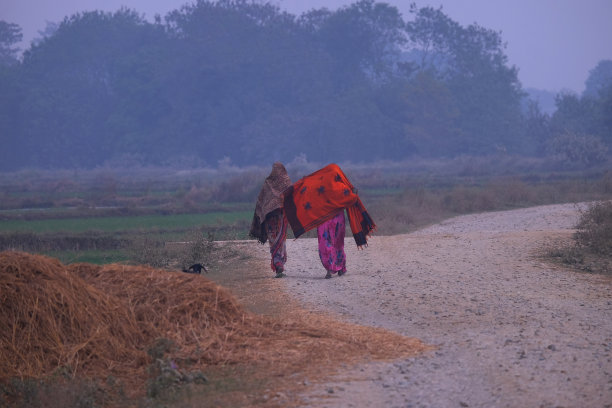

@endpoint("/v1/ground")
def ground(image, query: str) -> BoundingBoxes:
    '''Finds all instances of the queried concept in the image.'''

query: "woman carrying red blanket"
[284,163,375,279]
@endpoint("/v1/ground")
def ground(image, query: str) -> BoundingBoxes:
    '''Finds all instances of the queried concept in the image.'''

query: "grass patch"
[574,200,612,256]
[0,212,252,234]
[546,200,612,276]
[3,169,612,264]
[45,249,129,265]
[547,244,611,275]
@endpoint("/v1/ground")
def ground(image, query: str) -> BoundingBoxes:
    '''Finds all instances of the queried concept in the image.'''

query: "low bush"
[1,376,103,408]
[547,131,609,168]
[128,229,217,270]
[575,200,612,256]
[547,200,612,275]
[547,245,585,266]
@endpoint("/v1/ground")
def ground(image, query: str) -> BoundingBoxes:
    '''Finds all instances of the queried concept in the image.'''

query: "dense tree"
[32,21,59,47]
[378,70,461,156]
[0,21,24,169]
[546,81,611,166]
[404,5,525,155]
[0,65,22,170]
[305,0,406,86]
[18,9,166,168]
[582,60,612,147]
[0,1,606,171]
[522,100,551,156]
[551,92,603,138]
[0,21,22,66]
[598,85,612,138]
[583,60,612,98]
[162,0,317,163]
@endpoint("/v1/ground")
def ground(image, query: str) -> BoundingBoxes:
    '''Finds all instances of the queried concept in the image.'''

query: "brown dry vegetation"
[1,163,611,219]
[547,200,612,275]
[3,168,611,264]
[0,250,430,407]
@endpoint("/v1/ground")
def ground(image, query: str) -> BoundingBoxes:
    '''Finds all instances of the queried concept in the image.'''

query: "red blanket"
[283,164,375,247]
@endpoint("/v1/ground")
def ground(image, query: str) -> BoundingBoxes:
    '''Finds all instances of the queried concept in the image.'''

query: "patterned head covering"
[249,162,291,243]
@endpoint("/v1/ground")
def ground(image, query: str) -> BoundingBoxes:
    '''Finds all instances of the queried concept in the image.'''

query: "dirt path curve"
[268,203,612,408]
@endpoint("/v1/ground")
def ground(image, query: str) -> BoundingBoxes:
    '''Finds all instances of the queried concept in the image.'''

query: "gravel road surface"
[268,203,612,408]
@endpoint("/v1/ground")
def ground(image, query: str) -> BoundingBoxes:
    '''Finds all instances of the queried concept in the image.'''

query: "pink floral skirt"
[317,211,346,274]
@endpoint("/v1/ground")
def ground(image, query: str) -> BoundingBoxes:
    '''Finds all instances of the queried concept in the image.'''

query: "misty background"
[0,0,611,171]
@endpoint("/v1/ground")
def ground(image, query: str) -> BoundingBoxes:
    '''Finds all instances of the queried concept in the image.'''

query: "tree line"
[0,0,610,171]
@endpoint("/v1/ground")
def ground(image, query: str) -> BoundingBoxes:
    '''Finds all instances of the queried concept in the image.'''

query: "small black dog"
[182,263,207,274]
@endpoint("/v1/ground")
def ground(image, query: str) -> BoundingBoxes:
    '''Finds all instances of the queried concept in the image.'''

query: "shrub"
[1,376,101,408]
[177,230,216,270]
[442,186,497,213]
[547,245,585,265]
[547,131,608,167]
[212,172,263,203]
[574,200,612,255]
[128,236,170,268]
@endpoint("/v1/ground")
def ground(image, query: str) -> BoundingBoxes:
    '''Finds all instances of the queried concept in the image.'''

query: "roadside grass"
[1,354,304,408]
[0,212,252,233]
[0,227,241,266]
[45,249,128,265]
[1,358,269,408]
[144,364,271,408]
[547,200,612,276]
[0,211,251,264]
[368,173,612,235]
[2,168,612,264]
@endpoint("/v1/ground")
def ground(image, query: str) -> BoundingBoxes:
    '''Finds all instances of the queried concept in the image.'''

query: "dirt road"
[255,203,612,407]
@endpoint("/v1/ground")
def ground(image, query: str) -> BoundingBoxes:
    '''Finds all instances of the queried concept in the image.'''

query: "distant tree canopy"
[583,60,612,98]
[0,21,22,66]
[545,62,612,167]
[0,0,609,170]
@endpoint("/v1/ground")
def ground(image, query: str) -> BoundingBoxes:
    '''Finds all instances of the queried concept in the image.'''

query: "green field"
[0,211,252,233]
[1,165,611,267]
[0,210,253,264]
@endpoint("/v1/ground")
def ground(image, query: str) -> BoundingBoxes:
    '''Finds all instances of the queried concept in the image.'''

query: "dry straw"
[1,250,430,396]
[0,251,146,380]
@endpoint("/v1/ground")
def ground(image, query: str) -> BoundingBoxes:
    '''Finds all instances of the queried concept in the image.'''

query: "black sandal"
[325,271,332,279]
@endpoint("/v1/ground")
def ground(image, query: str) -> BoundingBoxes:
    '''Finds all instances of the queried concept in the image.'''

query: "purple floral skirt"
[266,209,287,272]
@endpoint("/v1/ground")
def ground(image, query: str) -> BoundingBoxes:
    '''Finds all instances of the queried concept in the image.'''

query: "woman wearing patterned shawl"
[283,163,375,279]
[249,162,292,278]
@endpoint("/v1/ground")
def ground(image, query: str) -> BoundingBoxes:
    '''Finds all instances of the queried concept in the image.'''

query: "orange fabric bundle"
[283,163,375,247]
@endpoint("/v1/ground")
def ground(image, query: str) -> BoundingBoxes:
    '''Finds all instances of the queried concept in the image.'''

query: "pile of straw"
[1,250,429,392]
[0,251,147,380]
[69,262,265,365]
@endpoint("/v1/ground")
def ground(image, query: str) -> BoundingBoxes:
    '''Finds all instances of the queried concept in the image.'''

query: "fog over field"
[4,0,612,93]
[0,0,611,171]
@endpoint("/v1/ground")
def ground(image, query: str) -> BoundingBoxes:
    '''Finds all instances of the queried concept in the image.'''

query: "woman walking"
[249,162,292,278]
[283,163,375,279]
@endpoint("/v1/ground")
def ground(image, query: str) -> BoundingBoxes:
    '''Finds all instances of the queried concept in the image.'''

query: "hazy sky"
[2,0,611,93]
